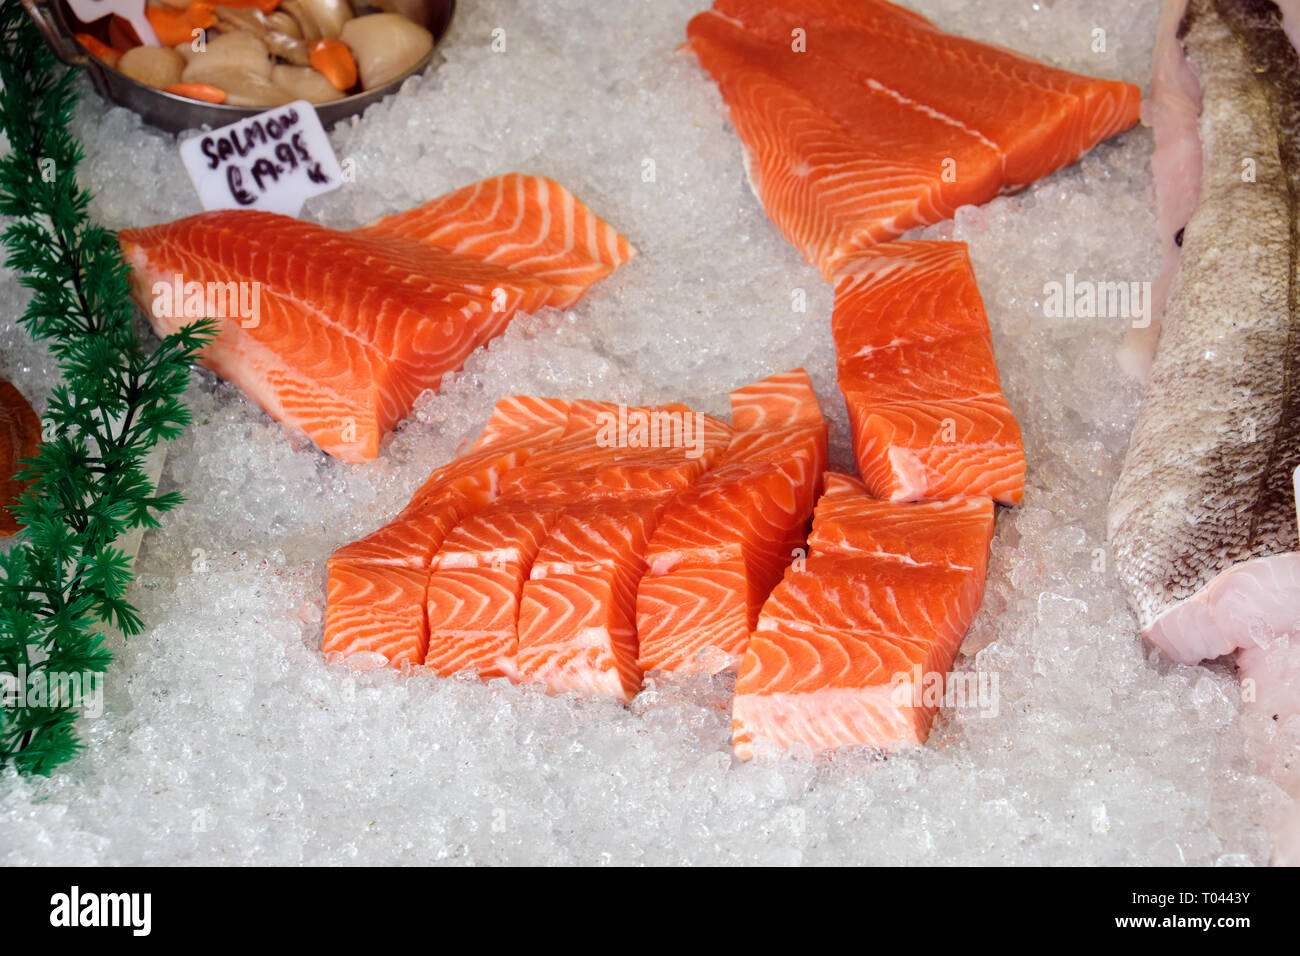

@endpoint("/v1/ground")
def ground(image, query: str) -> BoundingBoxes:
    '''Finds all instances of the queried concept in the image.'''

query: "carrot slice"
[74,32,122,68]
[164,82,227,104]
[309,38,357,92]
[145,6,200,47]
[187,1,216,29]
[204,0,279,11]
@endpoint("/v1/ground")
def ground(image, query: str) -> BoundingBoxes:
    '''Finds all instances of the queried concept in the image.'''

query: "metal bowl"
[21,0,455,133]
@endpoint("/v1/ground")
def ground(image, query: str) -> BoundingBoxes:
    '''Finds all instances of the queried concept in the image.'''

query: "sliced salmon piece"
[517,499,665,700]
[808,473,995,569]
[728,368,828,431]
[322,564,431,668]
[832,242,1025,504]
[637,370,828,674]
[471,395,577,452]
[732,473,995,757]
[424,565,530,680]
[119,174,634,462]
[498,401,732,500]
[424,500,563,680]
[636,564,757,674]
[322,409,564,667]
[685,0,1141,277]
[322,494,478,668]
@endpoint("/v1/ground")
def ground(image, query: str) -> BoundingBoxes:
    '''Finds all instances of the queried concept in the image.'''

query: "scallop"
[180,30,275,86]
[271,64,347,104]
[117,45,186,90]
[339,13,432,90]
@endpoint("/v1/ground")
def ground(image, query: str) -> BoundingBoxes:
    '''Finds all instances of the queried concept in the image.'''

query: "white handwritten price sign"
[65,0,159,46]
[178,101,344,217]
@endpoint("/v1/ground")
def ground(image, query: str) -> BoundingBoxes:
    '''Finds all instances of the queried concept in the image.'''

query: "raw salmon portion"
[832,242,1024,504]
[120,174,634,462]
[323,375,842,692]
[424,564,529,681]
[422,397,732,687]
[470,395,577,452]
[732,473,995,758]
[323,564,432,668]
[637,370,828,674]
[808,474,995,569]
[498,401,733,500]
[728,368,828,431]
[636,464,801,674]
[322,401,568,666]
[424,501,563,680]
[685,0,1141,277]
[422,398,727,685]
[517,499,665,700]
[322,492,474,667]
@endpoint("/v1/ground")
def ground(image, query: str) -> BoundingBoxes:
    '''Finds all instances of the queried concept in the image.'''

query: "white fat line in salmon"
[888,665,999,717]
[150,274,262,329]
[594,405,709,459]
[0,664,103,718]
[1042,273,1152,326]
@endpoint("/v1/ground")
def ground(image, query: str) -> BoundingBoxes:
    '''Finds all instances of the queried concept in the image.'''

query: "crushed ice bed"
[0,0,1294,865]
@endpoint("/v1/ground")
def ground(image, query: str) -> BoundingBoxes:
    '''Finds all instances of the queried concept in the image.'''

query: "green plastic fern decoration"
[0,0,215,774]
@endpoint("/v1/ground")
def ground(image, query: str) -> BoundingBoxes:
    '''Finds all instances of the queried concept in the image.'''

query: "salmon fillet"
[323,372,831,698]
[732,474,996,757]
[425,500,564,680]
[637,370,829,674]
[119,174,634,462]
[321,396,574,666]
[518,499,666,700]
[685,0,1141,278]
[832,241,1025,504]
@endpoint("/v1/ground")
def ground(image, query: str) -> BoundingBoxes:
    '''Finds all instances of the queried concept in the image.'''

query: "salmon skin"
[119,174,635,463]
[832,241,1025,505]
[684,0,1141,278]
[732,474,996,758]
[323,371,825,701]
